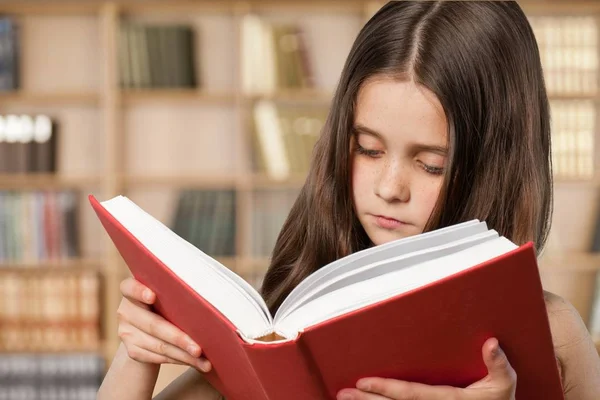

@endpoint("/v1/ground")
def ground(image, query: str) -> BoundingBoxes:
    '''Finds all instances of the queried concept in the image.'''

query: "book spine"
[243,338,327,399]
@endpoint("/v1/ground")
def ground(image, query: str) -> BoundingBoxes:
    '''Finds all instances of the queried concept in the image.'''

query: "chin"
[368,229,418,246]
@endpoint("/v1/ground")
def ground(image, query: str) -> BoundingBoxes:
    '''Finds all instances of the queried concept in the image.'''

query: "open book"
[90,195,564,400]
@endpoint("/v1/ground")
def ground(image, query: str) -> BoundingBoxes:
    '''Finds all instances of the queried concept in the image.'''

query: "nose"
[374,159,410,203]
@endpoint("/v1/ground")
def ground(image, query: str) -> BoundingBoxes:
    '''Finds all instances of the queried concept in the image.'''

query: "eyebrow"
[352,123,448,155]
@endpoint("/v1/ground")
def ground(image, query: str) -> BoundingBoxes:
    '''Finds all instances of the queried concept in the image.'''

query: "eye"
[418,161,445,175]
[355,143,383,158]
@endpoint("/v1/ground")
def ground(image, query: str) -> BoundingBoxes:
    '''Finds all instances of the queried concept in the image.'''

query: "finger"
[124,324,211,372]
[125,343,187,365]
[467,338,517,396]
[120,299,202,357]
[336,388,389,400]
[120,277,155,305]
[351,378,460,400]
[481,338,517,386]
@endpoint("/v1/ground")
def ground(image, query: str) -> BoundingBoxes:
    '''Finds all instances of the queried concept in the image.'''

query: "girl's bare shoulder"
[543,290,587,344]
[543,290,600,399]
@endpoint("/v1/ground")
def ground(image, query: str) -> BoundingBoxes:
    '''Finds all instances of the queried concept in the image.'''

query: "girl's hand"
[337,338,516,400]
[117,277,212,373]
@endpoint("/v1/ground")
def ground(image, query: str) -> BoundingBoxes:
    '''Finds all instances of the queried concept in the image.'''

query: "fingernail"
[337,392,353,400]
[198,359,211,372]
[143,289,153,302]
[491,339,502,358]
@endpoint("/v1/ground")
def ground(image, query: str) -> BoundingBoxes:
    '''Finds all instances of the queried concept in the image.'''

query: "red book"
[90,194,564,400]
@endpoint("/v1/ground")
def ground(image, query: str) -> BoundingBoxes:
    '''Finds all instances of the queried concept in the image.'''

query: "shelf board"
[119,0,364,14]
[121,89,236,106]
[0,91,100,107]
[0,1,101,15]
[240,257,271,269]
[0,344,103,355]
[0,174,103,190]
[548,93,600,101]
[124,174,308,190]
[121,89,333,105]
[1,0,598,17]
[538,252,600,271]
[247,0,364,14]
[0,258,104,273]
[244,89,333,104]
[251,174,306,189]
[521,1,600,15]
[553,177,600,188]
[121,0,236,14]
[214,257,238,268]
[125,174,238,189]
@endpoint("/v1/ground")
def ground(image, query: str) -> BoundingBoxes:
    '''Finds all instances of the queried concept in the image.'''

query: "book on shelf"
[252,101,326,180]
[171,189,236,257]
[528,15,597,96]
[242,15,313,94]
[548,100,594,179]
[0,16,19,92]
[0,269,100,352]
[587,205,600,342]
[0,190,79,265]
[528,15,596,180]
[90,194,563,400]
[0,114,57,174]
[119,22,196,89]
[252,188,299,257]
[0,353,104,400]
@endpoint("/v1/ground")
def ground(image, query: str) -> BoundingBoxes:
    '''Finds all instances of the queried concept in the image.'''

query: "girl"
[98,1,600,399]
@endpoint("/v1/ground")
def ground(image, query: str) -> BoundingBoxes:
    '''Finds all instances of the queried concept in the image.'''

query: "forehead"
[354,77,448,144]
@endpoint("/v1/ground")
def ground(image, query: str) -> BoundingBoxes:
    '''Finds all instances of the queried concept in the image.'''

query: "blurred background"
[0,0,599,398]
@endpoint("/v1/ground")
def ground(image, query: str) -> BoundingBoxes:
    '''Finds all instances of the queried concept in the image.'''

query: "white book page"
[175,236,272,322]
[276,220,485,320]
[121,197,271,323]
[274,230,498,324]
[275,237,518,338]
[102,196,273,339]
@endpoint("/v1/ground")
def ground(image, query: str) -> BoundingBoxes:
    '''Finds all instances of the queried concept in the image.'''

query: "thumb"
[468,338,517,393]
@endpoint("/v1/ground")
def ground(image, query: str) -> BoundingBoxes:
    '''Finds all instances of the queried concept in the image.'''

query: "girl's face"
[351,77,448,245]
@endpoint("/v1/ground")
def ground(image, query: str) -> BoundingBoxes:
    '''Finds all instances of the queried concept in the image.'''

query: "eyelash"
[355,143,445,176]
[355,143,383,158]
[419,162,445,176]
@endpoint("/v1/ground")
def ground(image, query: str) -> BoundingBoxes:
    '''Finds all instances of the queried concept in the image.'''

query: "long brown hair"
[261,1,553,315]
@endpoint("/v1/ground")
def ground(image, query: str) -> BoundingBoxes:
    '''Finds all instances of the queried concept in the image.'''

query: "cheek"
[351,158,371,205]
[418,180,443,217]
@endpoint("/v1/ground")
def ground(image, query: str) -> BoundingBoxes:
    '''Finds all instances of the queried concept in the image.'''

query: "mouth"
[372,214,409,230]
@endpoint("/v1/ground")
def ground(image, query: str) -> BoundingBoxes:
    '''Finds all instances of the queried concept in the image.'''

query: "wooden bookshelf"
[0,344,103,354]
[244,88,334,103]
[0,2,101,15]
[121,89,236,105]
[0,174,103,189]
[539,251,600,271]
[124,173,239,188]
[0,258,103,271]
[0,1,599,395]
[0,91,99,106]
[251,173,307,189]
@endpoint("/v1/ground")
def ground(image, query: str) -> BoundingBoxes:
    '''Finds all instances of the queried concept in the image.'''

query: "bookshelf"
[0,0,599,395]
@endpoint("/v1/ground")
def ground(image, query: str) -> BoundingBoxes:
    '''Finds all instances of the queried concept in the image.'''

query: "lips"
[374,215,407,230]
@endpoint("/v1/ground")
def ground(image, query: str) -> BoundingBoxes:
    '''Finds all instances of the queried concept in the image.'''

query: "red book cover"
[90,195,564,400]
